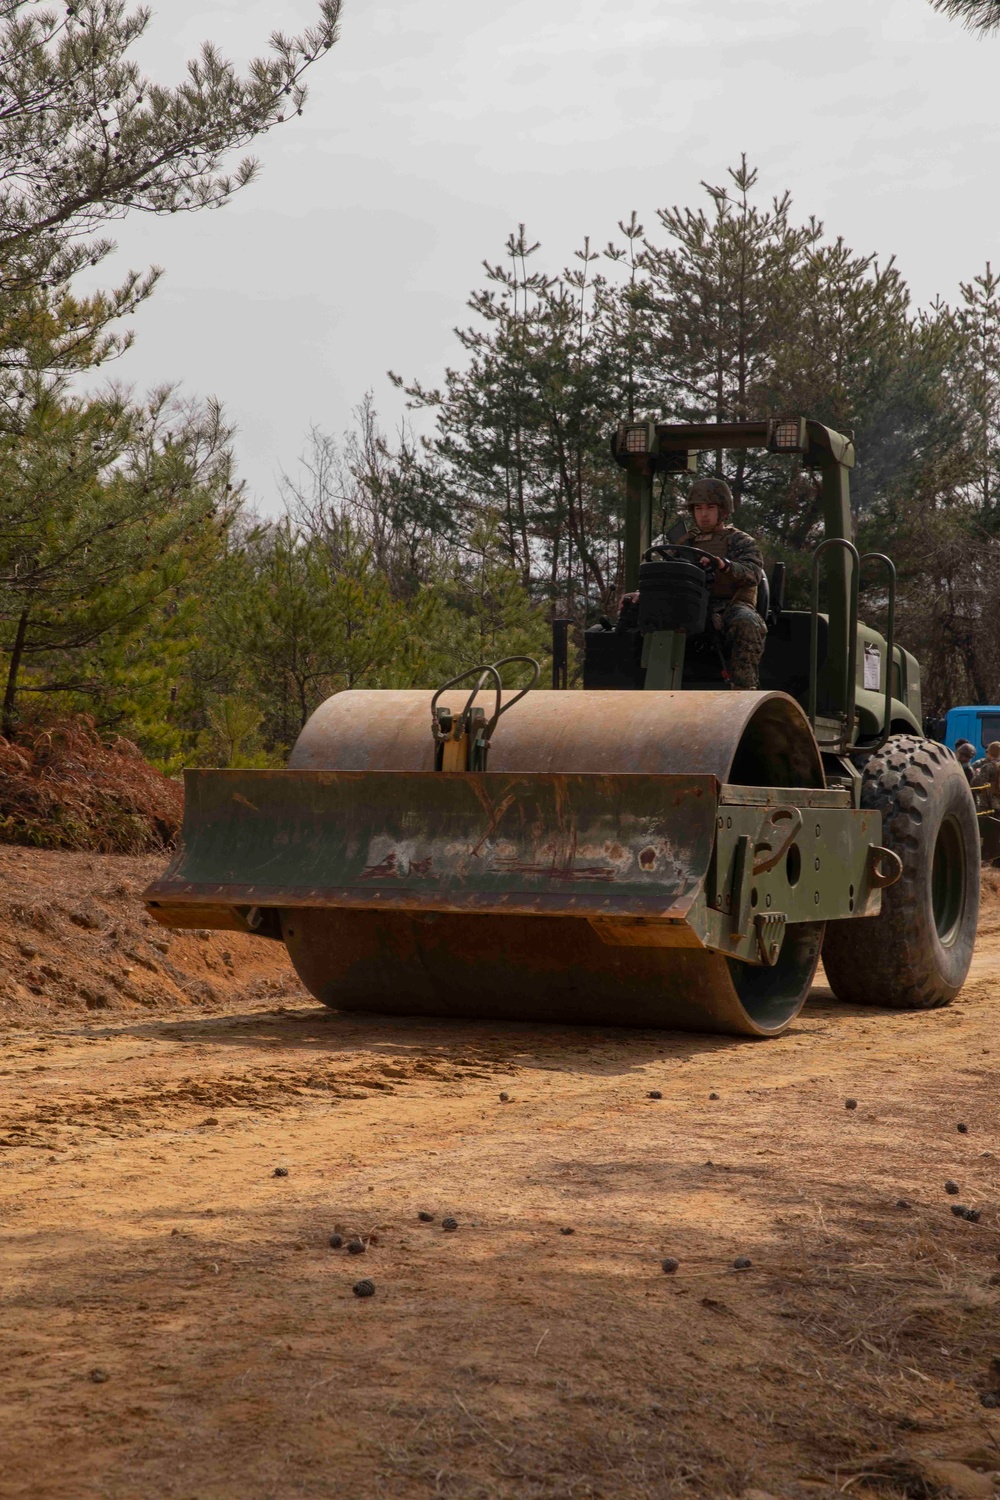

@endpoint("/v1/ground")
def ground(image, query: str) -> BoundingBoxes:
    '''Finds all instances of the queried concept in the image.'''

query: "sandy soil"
[3,850,1000,1500]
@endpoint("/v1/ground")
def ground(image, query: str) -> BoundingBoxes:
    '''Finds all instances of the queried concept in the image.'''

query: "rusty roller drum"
[278,689,826,1038]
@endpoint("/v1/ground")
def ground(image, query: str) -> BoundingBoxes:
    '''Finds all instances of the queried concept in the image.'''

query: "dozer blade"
[145,768,719,924]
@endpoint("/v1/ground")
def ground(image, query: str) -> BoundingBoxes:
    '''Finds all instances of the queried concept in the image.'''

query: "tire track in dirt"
[1,862,1000,1498]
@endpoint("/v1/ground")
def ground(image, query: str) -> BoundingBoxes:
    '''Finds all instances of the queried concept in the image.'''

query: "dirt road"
[2,851,1000,1499]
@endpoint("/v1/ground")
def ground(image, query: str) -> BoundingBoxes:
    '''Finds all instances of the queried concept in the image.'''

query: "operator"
[665,476,767,691]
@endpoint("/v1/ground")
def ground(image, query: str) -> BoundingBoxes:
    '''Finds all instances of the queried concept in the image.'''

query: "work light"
[767,417,807,453]
[619,422,652,454]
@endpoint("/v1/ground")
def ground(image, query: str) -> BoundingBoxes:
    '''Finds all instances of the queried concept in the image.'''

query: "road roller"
[144,417,980,1037]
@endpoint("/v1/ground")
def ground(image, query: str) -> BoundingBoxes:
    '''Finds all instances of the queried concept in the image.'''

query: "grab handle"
[809,537,860,751]
[857,552,896,754]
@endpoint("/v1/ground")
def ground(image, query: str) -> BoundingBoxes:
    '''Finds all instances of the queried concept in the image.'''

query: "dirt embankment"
[1,856,1000,1500]
[0,844,303,1025]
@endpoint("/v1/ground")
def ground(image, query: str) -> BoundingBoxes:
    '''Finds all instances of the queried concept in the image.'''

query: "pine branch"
[930,0,1000,32]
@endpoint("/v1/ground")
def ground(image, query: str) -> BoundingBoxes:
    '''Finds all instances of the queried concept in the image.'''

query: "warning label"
[863,642,881,691]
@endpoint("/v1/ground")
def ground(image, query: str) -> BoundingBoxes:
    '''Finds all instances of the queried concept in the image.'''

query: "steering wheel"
[644,543,718,576]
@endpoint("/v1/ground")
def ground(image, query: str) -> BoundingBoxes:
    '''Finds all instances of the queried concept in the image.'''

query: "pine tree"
[0,385,234,735]
[951,263,1000,524]
[642,158,818,429]
[623,156,822,568]
[395,227,634,620]
[0,0,340,401]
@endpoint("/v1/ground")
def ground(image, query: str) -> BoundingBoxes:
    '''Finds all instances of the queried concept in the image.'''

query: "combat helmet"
[687,476,733,521]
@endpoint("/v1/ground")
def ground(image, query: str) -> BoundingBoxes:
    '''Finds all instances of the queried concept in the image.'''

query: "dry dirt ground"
[2,847,1000,1500]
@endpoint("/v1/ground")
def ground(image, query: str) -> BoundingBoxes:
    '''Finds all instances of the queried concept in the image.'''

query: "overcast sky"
[86,0,1000,508]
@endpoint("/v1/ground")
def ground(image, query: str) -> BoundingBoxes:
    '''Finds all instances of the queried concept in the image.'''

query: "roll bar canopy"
[611,418,854,473]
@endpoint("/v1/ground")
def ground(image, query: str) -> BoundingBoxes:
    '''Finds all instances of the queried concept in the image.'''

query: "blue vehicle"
[943,706,1000,758]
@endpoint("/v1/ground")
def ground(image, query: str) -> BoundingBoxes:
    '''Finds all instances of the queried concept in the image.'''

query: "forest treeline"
[2,3,1000,766]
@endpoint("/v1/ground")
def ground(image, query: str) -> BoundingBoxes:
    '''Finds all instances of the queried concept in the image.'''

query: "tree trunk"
[2,608,30,739]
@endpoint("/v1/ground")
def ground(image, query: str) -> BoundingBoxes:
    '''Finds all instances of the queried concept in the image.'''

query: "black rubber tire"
[822,735,979,1009]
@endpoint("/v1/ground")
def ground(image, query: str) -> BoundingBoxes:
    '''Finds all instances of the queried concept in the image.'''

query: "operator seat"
[756,570,770,625]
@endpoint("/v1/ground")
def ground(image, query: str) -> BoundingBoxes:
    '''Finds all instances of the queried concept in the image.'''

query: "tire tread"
[823,735,979,1010]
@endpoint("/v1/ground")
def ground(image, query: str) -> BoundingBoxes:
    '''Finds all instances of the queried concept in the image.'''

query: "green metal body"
[613,418,922,748]
[642,628,686,690]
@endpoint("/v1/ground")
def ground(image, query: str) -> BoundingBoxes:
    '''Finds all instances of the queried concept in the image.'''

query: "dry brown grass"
[0,716,182,853]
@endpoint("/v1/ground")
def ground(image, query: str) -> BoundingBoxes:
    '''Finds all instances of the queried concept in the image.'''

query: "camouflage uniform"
[982,745,1000,812]
[655,477,767,690]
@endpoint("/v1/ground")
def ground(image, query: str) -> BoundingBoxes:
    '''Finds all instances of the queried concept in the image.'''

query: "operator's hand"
[699,553,727,571]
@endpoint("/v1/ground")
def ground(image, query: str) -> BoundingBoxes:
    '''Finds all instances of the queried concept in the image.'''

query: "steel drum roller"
[279,689,825,1037]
